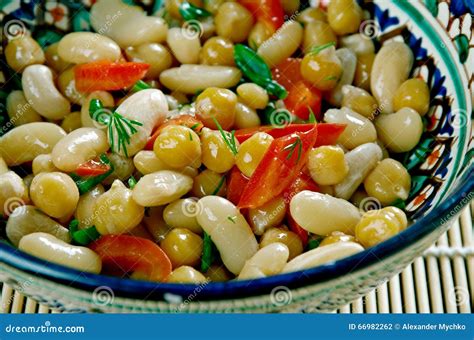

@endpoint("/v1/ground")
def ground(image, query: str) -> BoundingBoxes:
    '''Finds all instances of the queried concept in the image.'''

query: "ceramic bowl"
[0,0,472,313]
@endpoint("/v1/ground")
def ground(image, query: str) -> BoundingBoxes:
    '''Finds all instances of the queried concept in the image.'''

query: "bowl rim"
[0,0,472,302]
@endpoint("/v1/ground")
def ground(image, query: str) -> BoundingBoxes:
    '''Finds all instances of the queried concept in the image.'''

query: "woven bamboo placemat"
[1,203,472,314]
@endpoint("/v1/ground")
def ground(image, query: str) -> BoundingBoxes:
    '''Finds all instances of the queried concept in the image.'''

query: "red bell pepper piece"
[238,0,285,32]
[90,235,172,282]
[238,125,318,209]
[226,166,250,205]
[234,123,346,146]
[75,158,111,177]
[145,115,204,150]
[75,61,150,92]
[272,58,323,120]
[283,171,320,204]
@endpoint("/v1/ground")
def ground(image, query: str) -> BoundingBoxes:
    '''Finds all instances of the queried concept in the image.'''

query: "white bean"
[133,150,197,177]
[51,128,108,172]
[6,90,42,126]
[32,154,59,175]
[75,185,104,229]
[163,198,203,234]
[111,89,168,156]
[371,41,413,113]
[142,206,171,242]
[0,157,8,175]
[257,21,303,68]
[6,205,70,247]
[334,142,383,200]
[167,27,201,64]
[238,243,289,279]
[324,107,377,149]
[22,65,70,120]
[196,196,258,274]
[93,180,144,235]
[58,32,121,64]
[81,91,114,129]
[132,170,193,206]
[102,153,135,185]
[19,232,101,273]
[375,108,423,153]
[160,65,242,94]
[0,171,29,216]
[290,191,361,235]
[340,34,375,55]
[90,0,167,48]
[283,242,364,273]
[327,48,357,106]
[0,122,66,166]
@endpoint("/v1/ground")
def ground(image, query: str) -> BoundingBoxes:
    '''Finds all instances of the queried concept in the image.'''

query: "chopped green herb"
[69,219,79,237]
[391,198,406,210]
[307,106,317,123]
[190,123,200,131]
[307,237,323,251]
[89,99,143,157]
[132,80,151,92]
[323,75,338,81]
[227,216,237,224]
[213,118,238,155]
[189,131,193,141]
[201,231,217,272]
[308,41,336,56]
[128,175,137,189]
[70,153,114,195]
[71,225,101,246]
[179,1,211,21]
[211,175,226,195]
[283,136,303,163]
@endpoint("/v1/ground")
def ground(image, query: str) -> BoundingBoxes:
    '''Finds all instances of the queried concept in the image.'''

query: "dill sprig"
[213,118,238,155]
[283,136,303,163]
[89,99,143,158]
[308,41,336,56]
[307,106,317,123]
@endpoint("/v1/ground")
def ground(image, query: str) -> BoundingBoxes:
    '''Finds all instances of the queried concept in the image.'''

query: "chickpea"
[58,67,86,105]
[5,35,45,72]
[320,231,356,247]
[30,172,79,220]
[160,228,203,267]
[205,264,234,282]
[341,85,378,118]
[308,145,349,186]
[143,206,171,242]
[192,169,227,198]
[355,208,406,248]
[301,45,343,91]
[364,158,411,206]
[61,112,82,132]
[234,102,261,129]
[0,171,30,216]
[383,206,408,231]
[260,227,303,260]
[297,7,327,25]
[153,125,201,169]
[235,132,273,177]
[248,22,273,49]
[167,266,208,283]
[102,153,135,185]
[237,83,269,110]
[125,43,172,79]
[200,37,235,66]
[200,127,238,173]
[393,78,430,116]
[281,0,300,15]
[327,0,363,36]
[93,180,144,235]
[375,108,423,153]
[163,198,203,234]
[32,154,58,175]
[0,157,8,175]
[215,2,253,43]
[354,53,375,91]
[302,21,337,54]
[44,42,71,73]
[248,197,286,235]
[195,87,237,130]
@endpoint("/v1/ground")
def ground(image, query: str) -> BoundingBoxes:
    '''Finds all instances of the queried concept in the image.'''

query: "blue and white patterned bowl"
[0,0,472,312]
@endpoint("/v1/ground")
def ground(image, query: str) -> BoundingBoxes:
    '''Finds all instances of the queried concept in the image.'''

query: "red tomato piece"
[238,0,285,32]
[75,158,111,177]
[226,166,250,205]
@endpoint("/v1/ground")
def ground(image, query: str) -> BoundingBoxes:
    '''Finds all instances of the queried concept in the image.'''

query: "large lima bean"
[334,143,383,199]
[0,171,29,216]
[51,128,108,172]
[283,242,364,273]
[196,196,258,274]
[160,65,242,94]
[6,205,70,247]
[290,191,361,235]
[371,42,413,113]
[90,0,167,48]
[22,65,70,120]
[19,232,101,273]
[238,243,289,279]
[0,122,66,166]
[58,32,121,64]
[111,89,168,156]
[132,170,193,206]
[257,21,303,68]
